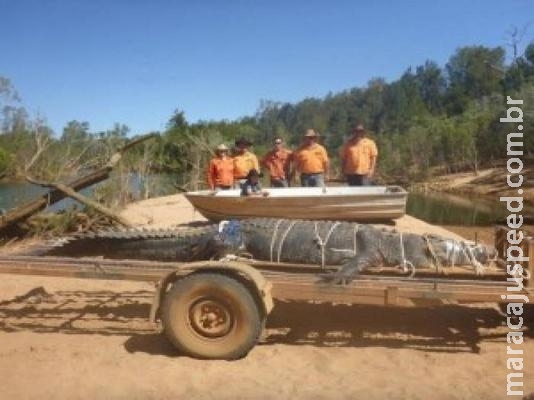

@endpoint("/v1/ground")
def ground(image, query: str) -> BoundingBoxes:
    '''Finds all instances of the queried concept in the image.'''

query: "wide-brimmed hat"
[353,124,366,132]
[304,129,319,138]
[216,143,229,152]
[246,168,262,179]
[235,137,253,147]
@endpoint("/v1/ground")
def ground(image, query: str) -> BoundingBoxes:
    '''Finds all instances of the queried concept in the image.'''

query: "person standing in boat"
[207,144,234,191]
[292,129,329,187]
[340,124,378,186]
[232,137,260,189]
[261,136,293,187]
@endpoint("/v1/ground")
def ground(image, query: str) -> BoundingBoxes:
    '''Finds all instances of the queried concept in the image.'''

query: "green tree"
[415,61,446,114]
[0,146,11,175]
[445,46,505,114]
[0,76,27,133]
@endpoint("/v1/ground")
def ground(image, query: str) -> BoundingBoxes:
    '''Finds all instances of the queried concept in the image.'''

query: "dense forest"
[1,43,534,196]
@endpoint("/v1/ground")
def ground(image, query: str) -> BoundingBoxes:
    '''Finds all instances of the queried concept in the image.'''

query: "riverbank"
[410,167,534,206]
[1,193,533,399]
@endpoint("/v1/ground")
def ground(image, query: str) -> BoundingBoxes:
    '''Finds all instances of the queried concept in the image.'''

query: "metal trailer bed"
[0,225,532,359]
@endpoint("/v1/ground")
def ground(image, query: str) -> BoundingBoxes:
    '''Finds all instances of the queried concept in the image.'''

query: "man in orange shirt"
[233,137,260,188]
[292,129,329,187]
[340,124,378,186]
[261,136,293,187]
[207,144,234,190]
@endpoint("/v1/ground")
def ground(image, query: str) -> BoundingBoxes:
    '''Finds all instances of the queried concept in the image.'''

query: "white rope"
[400,231,405,267]
[445,240,459,268]
[313,222,341,268]
[353,224,359,256]
[269,219,284,262]
[451,241,458,268]
[277,220,297,263]
[396,231,416,278]
[443,239,490,276]
[329,224,359,257]
[218,220,228,233]
[220,253,253,262]
[463,244,486,275]
[399,260,416,278]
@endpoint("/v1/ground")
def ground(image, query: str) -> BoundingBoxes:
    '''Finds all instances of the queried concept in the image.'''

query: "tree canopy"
[1,42,533,189]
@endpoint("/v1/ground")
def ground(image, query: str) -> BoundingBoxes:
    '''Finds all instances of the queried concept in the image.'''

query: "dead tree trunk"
[0,133,156,231]
[25,179,133,227]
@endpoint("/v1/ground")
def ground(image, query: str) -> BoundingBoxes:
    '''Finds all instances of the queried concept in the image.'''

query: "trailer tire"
[162,273,263,360]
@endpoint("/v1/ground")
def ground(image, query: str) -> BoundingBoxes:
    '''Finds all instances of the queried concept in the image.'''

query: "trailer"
[0,225,532,359]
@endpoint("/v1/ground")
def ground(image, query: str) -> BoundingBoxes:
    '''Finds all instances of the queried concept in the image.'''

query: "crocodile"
[43,218,497,283]
[44,224,224,262]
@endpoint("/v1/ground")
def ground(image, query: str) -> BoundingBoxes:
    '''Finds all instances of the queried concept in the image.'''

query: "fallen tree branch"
[0,133,157,231]
[25,178,132,227]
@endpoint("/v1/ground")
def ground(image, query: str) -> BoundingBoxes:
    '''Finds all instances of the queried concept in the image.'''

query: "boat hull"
[184,186,407,222]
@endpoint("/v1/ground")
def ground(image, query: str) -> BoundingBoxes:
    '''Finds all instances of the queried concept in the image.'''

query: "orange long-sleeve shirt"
[207,156,234,189]
[261,148,292,180]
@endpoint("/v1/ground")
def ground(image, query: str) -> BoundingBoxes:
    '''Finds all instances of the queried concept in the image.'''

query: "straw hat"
[353,124,366,132]
[304,129,319,138]
[216,143,229,152]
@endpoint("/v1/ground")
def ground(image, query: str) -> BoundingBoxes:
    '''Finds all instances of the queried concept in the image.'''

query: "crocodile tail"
[42,224,220,261]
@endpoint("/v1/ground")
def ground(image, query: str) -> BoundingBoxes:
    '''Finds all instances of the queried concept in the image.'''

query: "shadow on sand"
[263,300,534,354]
[1,287,532,357]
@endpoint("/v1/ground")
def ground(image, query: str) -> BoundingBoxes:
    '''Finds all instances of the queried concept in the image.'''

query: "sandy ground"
[1,194,533,400]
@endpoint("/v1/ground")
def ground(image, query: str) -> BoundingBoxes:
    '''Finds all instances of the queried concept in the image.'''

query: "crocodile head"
[469,243,498,265]
[429,236,497,269]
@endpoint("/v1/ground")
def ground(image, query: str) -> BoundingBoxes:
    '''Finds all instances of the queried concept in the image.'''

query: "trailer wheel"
[162,273,263,360]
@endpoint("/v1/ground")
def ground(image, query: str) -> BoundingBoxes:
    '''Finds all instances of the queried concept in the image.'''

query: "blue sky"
[1,0,533,135]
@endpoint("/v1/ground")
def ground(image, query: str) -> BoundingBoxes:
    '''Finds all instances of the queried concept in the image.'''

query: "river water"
[0,180,531,226]
[406,191,513,225]
[0,174,178,213]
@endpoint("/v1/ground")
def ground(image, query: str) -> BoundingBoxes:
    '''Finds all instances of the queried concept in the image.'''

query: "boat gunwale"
[184,185,408,200]
[184,185,407,222]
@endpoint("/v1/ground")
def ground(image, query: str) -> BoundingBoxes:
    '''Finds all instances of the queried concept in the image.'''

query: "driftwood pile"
[0,134,156,238]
